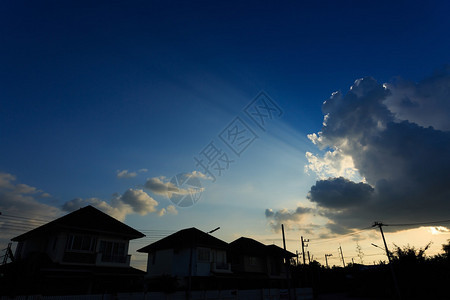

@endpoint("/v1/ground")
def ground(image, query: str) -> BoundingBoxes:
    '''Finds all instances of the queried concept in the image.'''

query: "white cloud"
[0,173,61,250]
[144,177,178,195]
[305,149,363,181]
[121,188,158,215]
[0,172,60,218]
[116,170,137,178]
[157,208,166,216]
[190,171,213,180]
[144,173,205,198]
[63,188,158,221]
[117,168,148,179]
[166,205,178,215]
[0,173,15,190]
[429,226,450,235]
[14,183,38,194]
[156,205,178,217]
[62,197,132,221]
[265,206,313,232]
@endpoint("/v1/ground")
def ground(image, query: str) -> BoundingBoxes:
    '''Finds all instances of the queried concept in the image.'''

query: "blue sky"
[1,1,450,269]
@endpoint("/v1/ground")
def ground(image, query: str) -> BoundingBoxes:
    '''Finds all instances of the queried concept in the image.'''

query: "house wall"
[16,231,134,268]
[242,255,265,273]
[147,249,174,277]
[146,247,228,277]
[45,232,67,263]
[196,248,227,276]
[266,256,284,277]
[172,248,191,277]
[15,236,47,260]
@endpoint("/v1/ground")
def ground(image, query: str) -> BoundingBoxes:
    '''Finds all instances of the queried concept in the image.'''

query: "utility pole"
[301,236,309,265]
[296,250,299,265]
[373,222,402,300]
[307,251,311,264]
[281,224,292,300]
[325,254,332,268]
[338,245,345,267]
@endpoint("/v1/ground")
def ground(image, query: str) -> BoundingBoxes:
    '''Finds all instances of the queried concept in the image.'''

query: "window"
[66,235,96,252]
[197,247,210,262]
[216,251,226,264]
[249,256,259,266]
[52,237,58,251]
[99,240,126,263]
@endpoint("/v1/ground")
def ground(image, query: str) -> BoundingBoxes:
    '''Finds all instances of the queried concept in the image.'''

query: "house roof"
[12,205,145,242]
[229,237,268,255]
[229,237,295,257]
[137,227,228,253]
[266,244,296,258]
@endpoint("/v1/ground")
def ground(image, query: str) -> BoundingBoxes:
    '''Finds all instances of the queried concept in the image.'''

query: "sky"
[1,0,450,270]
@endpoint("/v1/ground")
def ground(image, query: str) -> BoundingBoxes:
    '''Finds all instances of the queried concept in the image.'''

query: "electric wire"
[383,219,450,227]
[308,226,374,245]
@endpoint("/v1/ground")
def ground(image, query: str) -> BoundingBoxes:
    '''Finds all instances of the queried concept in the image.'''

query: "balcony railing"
[62,251,97,264]
[96,253,131,266]
[62,251,131,266]
[211,262,232,273]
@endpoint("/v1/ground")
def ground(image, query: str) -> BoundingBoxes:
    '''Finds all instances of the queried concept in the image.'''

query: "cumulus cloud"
[190,171,213,180]
[62,188,158,221]
[121,188,158,214]
[0,172,60,218]
[156,205,178,217]
[116,168,148,179]
[429,226,450,235]
[305,150,362,181]
[307,177,374,209]
[166,204,178,215]
[0,173,61,250]
[144,177,177,195]
[384,67,450,131]
[302,71,450,233]
[62,197,132,221]
[265,206,313,232]
[144,171,206,198]
[117,170,137,178]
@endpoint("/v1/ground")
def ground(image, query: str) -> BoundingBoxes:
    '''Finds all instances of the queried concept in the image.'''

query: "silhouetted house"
[228,237,295,287]
[137,227,232,289]
[137,229,297,290]
[2,206,145,295]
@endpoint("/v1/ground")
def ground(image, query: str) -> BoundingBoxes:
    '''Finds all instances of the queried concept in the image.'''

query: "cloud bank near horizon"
[0,170,181,226]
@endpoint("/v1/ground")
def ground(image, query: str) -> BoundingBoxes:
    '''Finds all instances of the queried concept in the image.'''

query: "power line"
[309,226,374,245]
[384,219,450,227]
[1,213,55,223]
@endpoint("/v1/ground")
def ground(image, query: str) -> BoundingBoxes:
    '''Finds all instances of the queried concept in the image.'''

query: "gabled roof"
[266,244,296,258]
[229,237,295,257]
[137,227,228,253]
[229,237,268,255]
[12,205,145,242]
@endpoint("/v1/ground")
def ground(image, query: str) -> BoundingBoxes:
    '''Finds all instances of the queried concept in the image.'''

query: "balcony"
[96,253,131,266]
[62,251,96,264]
